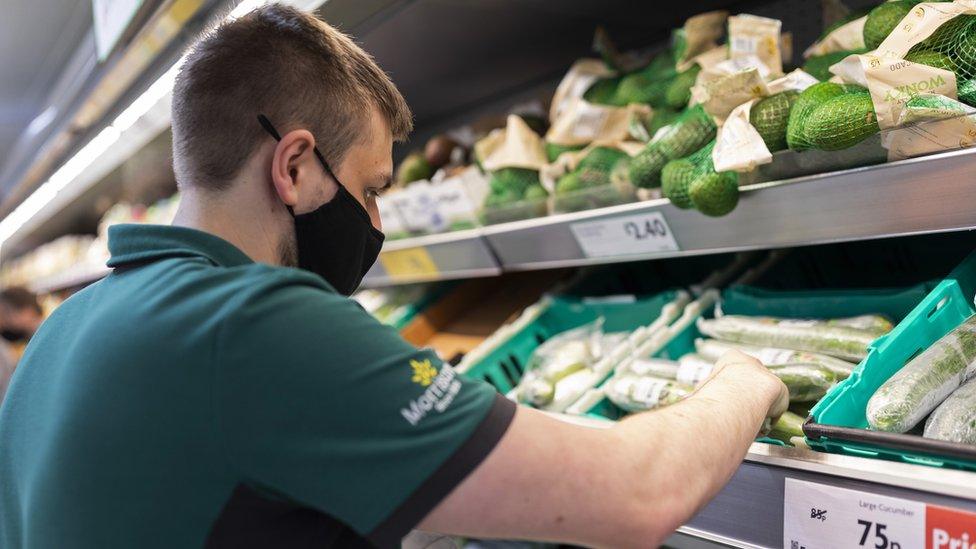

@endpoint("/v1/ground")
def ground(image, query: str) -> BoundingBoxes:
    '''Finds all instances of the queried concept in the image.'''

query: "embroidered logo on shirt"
[410,359,438,387]
[401,361,462,426]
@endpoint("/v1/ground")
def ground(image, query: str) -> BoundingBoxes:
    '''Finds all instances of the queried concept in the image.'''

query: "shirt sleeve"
[214,270,515,547]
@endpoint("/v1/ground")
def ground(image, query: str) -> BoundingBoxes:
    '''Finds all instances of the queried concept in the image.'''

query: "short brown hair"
[171,4,412,189]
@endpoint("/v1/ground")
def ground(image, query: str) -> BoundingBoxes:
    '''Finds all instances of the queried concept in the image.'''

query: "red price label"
[926,504,976,549]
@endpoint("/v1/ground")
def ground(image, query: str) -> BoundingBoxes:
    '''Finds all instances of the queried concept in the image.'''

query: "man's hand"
[419,350,793,548]
[706,349,790,429]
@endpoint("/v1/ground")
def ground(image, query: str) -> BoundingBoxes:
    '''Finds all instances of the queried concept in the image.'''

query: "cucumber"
[605,374,694,413]
[627,358,680,379]
[867,315,976,433]
[696,315,879,362]
[694,338,856,378]
[924,376,976,445]
[768,411,806,444]
[767,363,838,402]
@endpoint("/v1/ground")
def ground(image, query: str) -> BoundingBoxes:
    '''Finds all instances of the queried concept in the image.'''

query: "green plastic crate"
[461,291,682,395]
[807,252,976,471]
[583,283,931,429]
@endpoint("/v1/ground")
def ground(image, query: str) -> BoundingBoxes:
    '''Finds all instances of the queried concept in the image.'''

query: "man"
[0,286,43,404]
[0,4,788,548]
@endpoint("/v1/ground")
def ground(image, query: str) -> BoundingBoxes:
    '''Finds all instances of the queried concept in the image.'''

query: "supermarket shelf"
[486,147,976,271]
[28,263,110,294]
[361,147,976,287]
[686,443,976,547]
[361,228,501,287]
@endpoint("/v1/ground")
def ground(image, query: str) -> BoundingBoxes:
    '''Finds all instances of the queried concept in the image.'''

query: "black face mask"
[258,115,385,296]
[1,329,28,342]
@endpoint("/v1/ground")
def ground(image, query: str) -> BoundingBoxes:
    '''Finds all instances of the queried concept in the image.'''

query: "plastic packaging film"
[924,375,976,444]
[696,315,880,362]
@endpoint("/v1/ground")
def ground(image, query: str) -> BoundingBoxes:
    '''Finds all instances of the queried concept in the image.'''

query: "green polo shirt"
[0,224,514,548]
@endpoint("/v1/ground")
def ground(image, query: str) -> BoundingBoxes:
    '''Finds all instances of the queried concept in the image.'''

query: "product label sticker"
[571,211,680,258]
[676,361,713,384]
[378,247,439,280]
[757,347,796,366]
[632,377,667,406]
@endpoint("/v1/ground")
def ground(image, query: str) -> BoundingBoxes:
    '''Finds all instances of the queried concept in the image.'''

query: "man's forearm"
[608,372,775,545]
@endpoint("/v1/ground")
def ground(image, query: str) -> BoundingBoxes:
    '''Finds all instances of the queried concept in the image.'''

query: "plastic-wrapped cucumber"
[517,376,556,407]
[605,374,693,413]
[694,338,856,378]
[676,353,714,384]
[768,411,806,444]
[867,316,976,433]
[828,314,894,337]
[696,316,879,362]
[767,363,837,402]
[924,377,976,445]
[627,358,680,379]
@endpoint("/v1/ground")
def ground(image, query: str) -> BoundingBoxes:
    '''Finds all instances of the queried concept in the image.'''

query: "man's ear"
[269,129,317,208]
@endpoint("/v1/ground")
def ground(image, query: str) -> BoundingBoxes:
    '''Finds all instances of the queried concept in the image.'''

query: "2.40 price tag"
[784,479,976,549]
[570,211,680,258]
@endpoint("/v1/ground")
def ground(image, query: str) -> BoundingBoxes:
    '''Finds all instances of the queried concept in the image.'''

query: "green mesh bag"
[614,71,671,106]
[787,82,863,150]
[904,49,957,73]
[661,140,714,209]
[803,49,866,81]
[804,92,880,151]
[629,105,716,188]
[864,1,915,50]
[578,147,629,173]
[689,170,739,217]
[584,77,621,106]
[750,90,800,152]
[556,172,583,195]
[545,142,585,163]
[648,108,681,136]
[959,78,976,106]
[907,14,976,83]
[488,167,541,196]
[664,65,701,109]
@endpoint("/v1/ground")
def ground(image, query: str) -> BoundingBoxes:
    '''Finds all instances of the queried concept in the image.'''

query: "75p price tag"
[570,211,680,259]
[783,479,925,549]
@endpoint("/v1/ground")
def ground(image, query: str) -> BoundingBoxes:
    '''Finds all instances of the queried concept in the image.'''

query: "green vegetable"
[924,376,976,444]
[395,152,433,185]
[488,167,540,195]
[578,147,628,173]
[788,82,861,150]
[556,172,583,195]
[631,106,716,188]
[584,77,620,105]
[694,338,856,378]
[867,315,976,433]
[768,411,806,444]
[958,78,976,107]
[750,90,800,152]
[546,142,584,163]
[805,92,880,151]
[904,49,958,73]
[578,168,611,188]
[615,72,670,106]
[863,1,914,50]
[604,374,693,413]
[802,49,864,81]
[628,147,670,188]
[828,314,894,337]
[768,363,838,402]
[664,65,701,109]
[523,184,548,201]
[661,159,697,209]
[648,108,682,136]
[697,315,880,362]
[689,170,738,217]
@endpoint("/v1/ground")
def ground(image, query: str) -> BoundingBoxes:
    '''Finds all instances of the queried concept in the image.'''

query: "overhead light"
[25,106,58,137]
[0,0,333,253]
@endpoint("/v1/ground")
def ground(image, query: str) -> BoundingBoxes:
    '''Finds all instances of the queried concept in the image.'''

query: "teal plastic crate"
[461,292,683,395]
[583,283,932,430]
[807,251,976,471]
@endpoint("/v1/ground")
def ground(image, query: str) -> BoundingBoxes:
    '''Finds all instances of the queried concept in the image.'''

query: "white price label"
[571,212,680,258]
[784,479,925,549]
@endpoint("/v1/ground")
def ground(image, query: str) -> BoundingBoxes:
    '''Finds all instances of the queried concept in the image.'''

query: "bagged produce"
[604,373,694,413]
[665,65,702,109]
[924,376,976,445]
[863,0,915,50]
[694,338,856,378]
[802,49,866,81]
[628,105,717,188]
[688,170,739,217]
[786,82,864,150]
[828,314,894,336]
[676,353,715,384]
[867,315,976,433]
[768,363,838,402]
[768,411,806,444]
[749,90,801,152]
[515,320,605,407]
[661,140,715,209]
[626,357,681,379]
[803,91,880,151]
[696,315,882,362]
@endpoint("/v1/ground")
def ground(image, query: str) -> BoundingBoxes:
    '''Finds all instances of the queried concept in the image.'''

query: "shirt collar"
[106,224,254,269]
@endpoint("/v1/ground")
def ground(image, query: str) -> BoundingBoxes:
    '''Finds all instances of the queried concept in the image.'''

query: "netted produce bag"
[549,144,638,213]
[803,48,867,81]
[661,140,715,209]
[786,82,866,150]
[924,375,976,444]
[867,315,976,433]
[696,314,887,362]
[628,105,717,188]
[864,0,917,50]
[750,90,801,152]
[802,90,880,151]
[514,319,627,408]
[903,12,976,106]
